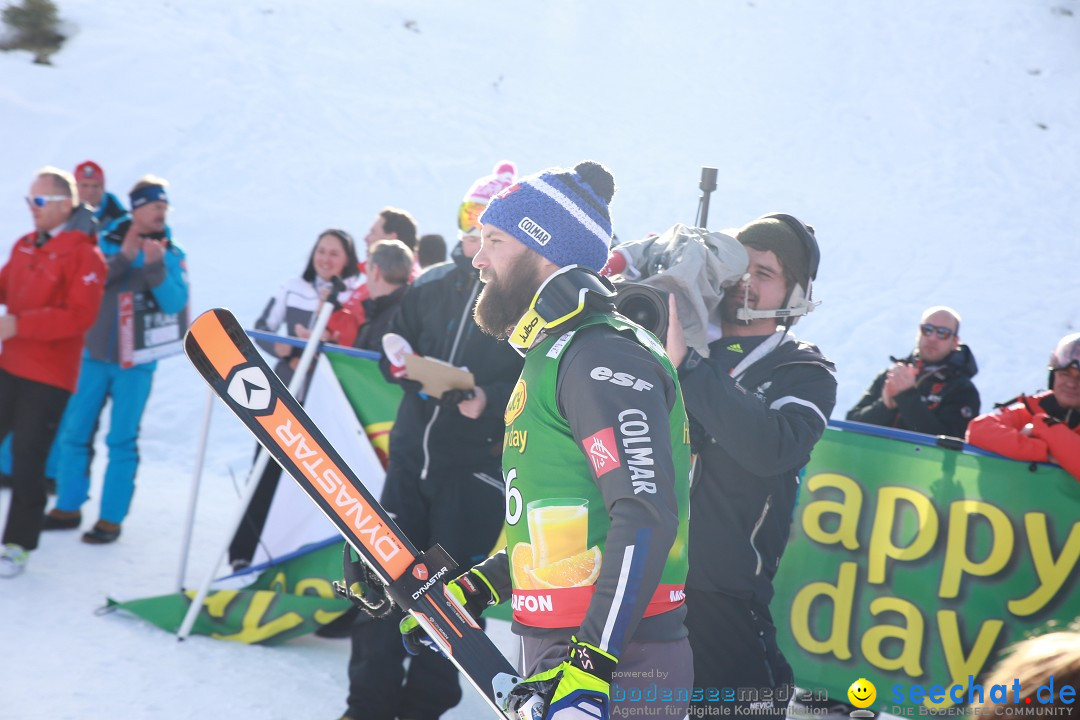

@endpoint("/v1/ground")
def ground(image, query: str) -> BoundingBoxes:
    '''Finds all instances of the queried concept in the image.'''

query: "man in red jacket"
[966,332,1080,480]
[0,167,106,577]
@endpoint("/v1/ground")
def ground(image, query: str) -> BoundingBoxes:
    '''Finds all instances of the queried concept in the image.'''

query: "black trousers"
[684,588,794,717]
[228,444,282,565]
[0,369,70,550]
[346,459,505,720]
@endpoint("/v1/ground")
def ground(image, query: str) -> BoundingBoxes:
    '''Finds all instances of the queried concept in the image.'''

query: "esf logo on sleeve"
[590,366,654,392]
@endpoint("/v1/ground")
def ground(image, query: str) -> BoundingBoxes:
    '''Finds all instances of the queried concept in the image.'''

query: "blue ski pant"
[54,357,155,524]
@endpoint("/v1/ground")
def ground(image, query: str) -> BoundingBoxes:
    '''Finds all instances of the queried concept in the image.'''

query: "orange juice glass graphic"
[527,498,588,566]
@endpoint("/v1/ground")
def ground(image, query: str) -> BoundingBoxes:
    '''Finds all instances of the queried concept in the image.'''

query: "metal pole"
[176,388,215,593]
[177,299,337,641]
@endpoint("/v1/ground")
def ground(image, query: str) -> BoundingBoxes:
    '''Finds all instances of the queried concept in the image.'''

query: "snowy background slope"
[0,1,1078,718]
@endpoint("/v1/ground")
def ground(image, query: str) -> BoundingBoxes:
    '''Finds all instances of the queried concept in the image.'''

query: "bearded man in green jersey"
[401,161,693,720]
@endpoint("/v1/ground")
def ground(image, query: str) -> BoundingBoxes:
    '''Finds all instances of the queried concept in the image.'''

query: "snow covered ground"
[1,1,1078,718]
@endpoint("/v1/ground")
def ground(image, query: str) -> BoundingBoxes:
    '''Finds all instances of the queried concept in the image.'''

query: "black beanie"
[736,217,810,292]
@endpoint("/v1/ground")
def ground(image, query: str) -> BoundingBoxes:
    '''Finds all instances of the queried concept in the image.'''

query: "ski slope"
[1,1,1078,718]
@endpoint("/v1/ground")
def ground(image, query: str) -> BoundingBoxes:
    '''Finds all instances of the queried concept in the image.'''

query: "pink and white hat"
[464,161,517,204]
[458,161,517,237]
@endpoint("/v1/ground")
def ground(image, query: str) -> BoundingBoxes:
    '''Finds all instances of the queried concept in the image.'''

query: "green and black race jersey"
[475,313,690,659]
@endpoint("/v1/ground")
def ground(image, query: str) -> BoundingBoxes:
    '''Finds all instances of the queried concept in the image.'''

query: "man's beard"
[720,292,751,325]
[474,255,544,340]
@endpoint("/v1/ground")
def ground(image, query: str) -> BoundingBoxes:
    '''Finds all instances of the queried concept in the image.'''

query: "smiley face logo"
[847,678,876,708]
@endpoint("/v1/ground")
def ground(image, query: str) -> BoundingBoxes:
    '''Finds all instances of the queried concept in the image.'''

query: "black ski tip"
[184,307,243,381]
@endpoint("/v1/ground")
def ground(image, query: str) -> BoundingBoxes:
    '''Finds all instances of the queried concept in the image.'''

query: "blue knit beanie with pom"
[479,160,615,272]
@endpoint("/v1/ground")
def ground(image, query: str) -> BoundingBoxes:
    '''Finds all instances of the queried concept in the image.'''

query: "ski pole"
[176,388,215,592]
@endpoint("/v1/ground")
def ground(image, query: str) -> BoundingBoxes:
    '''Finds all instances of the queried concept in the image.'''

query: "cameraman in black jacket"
[666,214,837,717]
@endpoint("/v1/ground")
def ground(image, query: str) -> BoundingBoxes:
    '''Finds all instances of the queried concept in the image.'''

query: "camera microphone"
[696,166,718,229]
[699,167,718,193]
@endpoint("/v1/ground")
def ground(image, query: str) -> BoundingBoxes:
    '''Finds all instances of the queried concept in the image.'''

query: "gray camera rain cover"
[615,223,748,358]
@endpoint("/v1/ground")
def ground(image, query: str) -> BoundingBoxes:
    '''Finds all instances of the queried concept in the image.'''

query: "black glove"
[328,275,346,309]
[398,378,424,395]
[439,388,476,407]
[332,545,394,618]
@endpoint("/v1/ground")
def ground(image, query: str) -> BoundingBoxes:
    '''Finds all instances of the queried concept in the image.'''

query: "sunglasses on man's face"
[26,195,69,208]
[920,324,955,340]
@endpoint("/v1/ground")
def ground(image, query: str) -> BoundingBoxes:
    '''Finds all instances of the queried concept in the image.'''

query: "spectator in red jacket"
[0,166,106,577]
[966,332,1080,480]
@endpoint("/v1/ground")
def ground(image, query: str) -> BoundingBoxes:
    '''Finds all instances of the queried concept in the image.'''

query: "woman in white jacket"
[232,228,361,569]
[253,228,361,385]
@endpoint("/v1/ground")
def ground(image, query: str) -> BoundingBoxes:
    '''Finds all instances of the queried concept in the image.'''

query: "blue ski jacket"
[82,215,189,366]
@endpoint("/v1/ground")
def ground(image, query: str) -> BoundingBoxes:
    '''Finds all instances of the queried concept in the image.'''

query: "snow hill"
[1,1,1078,718]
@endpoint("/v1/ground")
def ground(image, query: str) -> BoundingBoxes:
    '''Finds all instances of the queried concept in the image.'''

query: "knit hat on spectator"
[479,160,615,273]
[75,161,105,183]
[736,215,813,292]
[130,183,169,210]
[458,161,517,238]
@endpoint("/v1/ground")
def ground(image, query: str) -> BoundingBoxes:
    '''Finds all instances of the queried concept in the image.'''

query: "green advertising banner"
[325,351,402,467]
[109,541,351,644]
[112,348,404,645]
[773,422,1080,710]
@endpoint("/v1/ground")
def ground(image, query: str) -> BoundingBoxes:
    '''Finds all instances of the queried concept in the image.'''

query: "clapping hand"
[142,236,165,264]
[882,362,917,408]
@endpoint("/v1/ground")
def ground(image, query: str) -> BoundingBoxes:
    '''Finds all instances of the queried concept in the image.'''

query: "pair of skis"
[184,308,542,720]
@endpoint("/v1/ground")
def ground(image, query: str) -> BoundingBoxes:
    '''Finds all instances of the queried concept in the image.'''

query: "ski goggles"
[457,201,486,235]
[26,195,69,208]
[1050,341,1080,371]
[920,323,955,340]
[508,265,616,354]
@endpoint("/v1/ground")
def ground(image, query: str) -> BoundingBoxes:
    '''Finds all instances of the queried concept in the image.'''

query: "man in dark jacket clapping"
[847,306,980,438]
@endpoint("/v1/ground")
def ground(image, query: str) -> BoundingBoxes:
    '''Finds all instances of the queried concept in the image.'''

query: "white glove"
[381,333,414,378]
